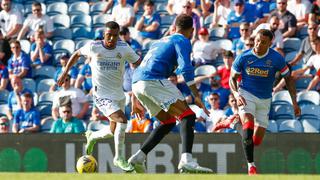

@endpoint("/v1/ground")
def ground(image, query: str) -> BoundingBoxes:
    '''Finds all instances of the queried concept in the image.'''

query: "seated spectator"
[192,27,221,66]
[220,93,238,133]
[75,61,92,94]
[12,92,40,133]
[232,22,251,56]
[0,61,9,90]
[243,37,254,50]
[269,0,297,38]
[0,116,9,133]
[287,0,311,29]
[30,28,53,68]
[8,40,32,79]
[50,54,78,91]
[52,74,89,121]
[252,15,284,56]
[135,0,161,45]
[101,0,136,14]
[200,0,214,19]
[112,0,135,27]
[0,0,23,40]
[307,68,320,91]
[50,97,85,133]
[210,0,232,28]
[6,76,32,121]
[308,0,320,24]
[119,26,142,56]
[217,50,234,90]
[0,31,12,65]
[17,2,53,41]
[126,116,152,133]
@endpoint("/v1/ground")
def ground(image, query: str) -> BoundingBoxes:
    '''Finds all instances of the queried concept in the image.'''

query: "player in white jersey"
[57,21,141,172]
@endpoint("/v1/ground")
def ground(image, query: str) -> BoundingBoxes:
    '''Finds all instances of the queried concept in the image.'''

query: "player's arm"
[57,50,81,87]
[229,70,246,106]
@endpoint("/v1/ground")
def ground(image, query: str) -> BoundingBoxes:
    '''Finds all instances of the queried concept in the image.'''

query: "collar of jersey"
[251,48,269,59]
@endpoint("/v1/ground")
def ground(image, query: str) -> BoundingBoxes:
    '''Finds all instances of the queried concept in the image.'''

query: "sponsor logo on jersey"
[246,67,269,77]
[116,53,122,59]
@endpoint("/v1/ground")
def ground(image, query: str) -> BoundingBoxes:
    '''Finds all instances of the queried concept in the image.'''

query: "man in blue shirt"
[214,29,300,175]
[30,28,53,67]
[8,40,32,78]
[129,14,212,174]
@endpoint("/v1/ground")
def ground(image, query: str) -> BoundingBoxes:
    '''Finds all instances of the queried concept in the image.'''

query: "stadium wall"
[0,133,319,174]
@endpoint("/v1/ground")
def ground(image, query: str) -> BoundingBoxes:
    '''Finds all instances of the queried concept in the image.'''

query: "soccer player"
[128,14,213,173]
[57,21,141,172]
[214,29,301,175]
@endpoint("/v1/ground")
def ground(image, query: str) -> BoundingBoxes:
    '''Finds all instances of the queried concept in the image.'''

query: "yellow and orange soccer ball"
[76,155,98,173]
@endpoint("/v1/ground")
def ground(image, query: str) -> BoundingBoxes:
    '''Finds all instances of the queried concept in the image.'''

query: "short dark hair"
[257,29,274,41]
[21,92,33,99]
[9,39,20,47]
[223,50,234,58]
[119,26,130,35]
[32,1,41,7]
[175,14,193,31]
[105,21,120,30]
[144,0,154,6]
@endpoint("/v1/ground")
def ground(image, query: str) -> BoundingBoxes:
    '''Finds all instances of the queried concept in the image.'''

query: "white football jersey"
[79,40,139,100]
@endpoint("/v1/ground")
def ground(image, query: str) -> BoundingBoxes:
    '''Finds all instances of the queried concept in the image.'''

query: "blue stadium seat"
[284,51,297,63]
[301,119,319,133]
[270,104,295,120]
[160,15,176,28]
[272,90,293,105]
[92,14,113,29]
[52,28,72,41]
[33,92,38,106]
[37,79,55,95]
[266,120,278,133]
[22,78,36,93]
[0,104,7,116]
[295,77,312,91]
[41,117,54,133]
[194,65,216,85]
[75,39,94,50]
[155,3,168,15]
[297,90,320,106]
[299,105,320,120]
[215,39,233,51]
[11,3,24,14]
[0,90,9,105]
[283,38,301,53]
[38,92,55,106]
[34,65,56,80]
[36,104,52,118]
[20,39,31,54]
[72,27,92,41]
[70,15,91,28]
[68,2,89,16]
[90,2,105,16]
[209,27,226,41]
[51,14,70,28]
[297,26,308,40]
[46,2,68,16]
[87,120,110,131]
[53,39,75,55]
[278,119,303,133]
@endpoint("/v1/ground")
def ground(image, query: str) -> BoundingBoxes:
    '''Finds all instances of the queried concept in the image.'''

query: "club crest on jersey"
[116,53,122,59]
[265,60,272,67]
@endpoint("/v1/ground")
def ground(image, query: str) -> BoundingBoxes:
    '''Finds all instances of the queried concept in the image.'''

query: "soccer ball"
[76,155,98,173]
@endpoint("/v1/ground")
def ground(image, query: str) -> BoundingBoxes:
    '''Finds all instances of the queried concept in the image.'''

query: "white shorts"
[93,95,125,117]
[132,79,185,117]
[238,88,271,128]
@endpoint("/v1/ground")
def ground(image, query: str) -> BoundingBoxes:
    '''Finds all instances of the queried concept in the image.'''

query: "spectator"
[270,0,297,38]
[181,0,200,42]
[50,54,78,91]
[30,28,53,68]
[232,22,251,56]
[0,116,9,133]
[0,0,23,40]
[119,26,142,56]
[308,0,320,24]
[210,0,232,28]
[111,0,135,27]
[50,97,85,133]
[133,0,146,13]
[253,0,272,25]
[306,68,320,91]
[52,74,89,121]
[12,92,40,133]
[6,76,32,121]
[243,37,254,50]
[7,40,32,79]
[0,30,12,65]
[220,93,238,133]
[101,0,136,14]
[217,50,234,90]
[192,27,221,66]
[17,2,54,41]
[126,117,152,133]
[75,62,92,94]
[200,0,215,19]
[287,0,311,29]
[135,0,161,45]
[0,61,9,90]
[252,15,284,56]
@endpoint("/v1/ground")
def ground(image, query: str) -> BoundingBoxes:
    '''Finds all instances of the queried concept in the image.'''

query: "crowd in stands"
[0,0,319,134]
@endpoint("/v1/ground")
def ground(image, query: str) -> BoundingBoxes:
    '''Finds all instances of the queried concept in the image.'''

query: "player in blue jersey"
[214,29,301,175]
[128,14,213,173]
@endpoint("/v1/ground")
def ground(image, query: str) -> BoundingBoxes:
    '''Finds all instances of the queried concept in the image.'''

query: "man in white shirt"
[17,2,53,40]
[0,0,23,39]
[57,21,141,172]
[287,0,311,28]
[112,0,135,27]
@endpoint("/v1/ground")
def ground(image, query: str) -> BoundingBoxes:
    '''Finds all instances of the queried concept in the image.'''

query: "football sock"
[242,121,255,163]
[140,122,176,155]
[248,162,256,169]
[179,114,196,153]
[90,126,114,140]
[114,122,127,160]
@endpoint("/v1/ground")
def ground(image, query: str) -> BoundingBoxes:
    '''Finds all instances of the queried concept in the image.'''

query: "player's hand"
[235,95,247,107]
[131,100,145,120]
[57,71,68,87]
[194,96,210,116]
[293,104,301,117]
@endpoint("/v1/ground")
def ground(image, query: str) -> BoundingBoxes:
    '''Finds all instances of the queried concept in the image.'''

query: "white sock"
[114,122,127,160]
[90,126,113,140]
[181,153,192,163]
[248,162,256,169]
